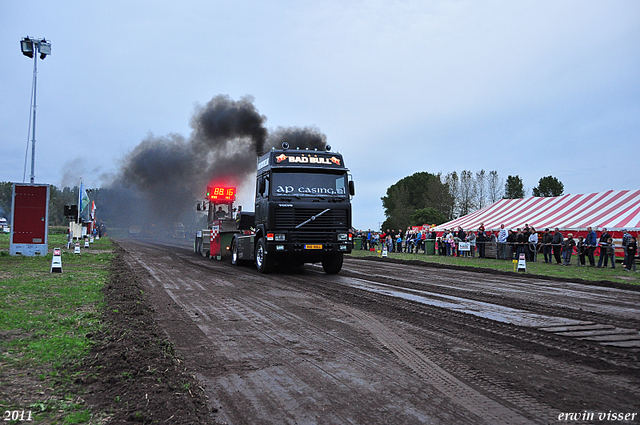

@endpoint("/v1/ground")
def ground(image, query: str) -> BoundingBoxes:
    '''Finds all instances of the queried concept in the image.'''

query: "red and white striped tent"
[433,190,640,233]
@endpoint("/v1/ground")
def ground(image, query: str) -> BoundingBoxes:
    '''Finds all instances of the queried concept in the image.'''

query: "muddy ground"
[76,246,216,424]
[108,239,640,424]
[4,239,640,424]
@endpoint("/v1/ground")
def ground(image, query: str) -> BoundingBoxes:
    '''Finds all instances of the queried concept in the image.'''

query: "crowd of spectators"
[354,226,638,271]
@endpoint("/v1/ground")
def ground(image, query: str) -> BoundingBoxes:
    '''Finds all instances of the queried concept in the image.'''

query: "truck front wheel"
[255,238,274,273]
[322,252,343,274]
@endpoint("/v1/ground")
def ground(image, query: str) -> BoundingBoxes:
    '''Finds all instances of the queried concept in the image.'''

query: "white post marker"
[95,235,100,241]
[381,245,388,258]
[90,236,94,243]
[74,242,81,254]
[84,239,90,248]
[51,248,63,273]
[517,253,527,272]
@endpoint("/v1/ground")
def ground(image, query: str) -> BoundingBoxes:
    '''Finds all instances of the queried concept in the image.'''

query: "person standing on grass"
[625,237,637,272]
[476,228,486,258]
[585,226,597,267]
[516,228,527,260]
[542,228,553,263]
[552,228,564,264]
[562,233,576,265]
[468,230,476,258]
[597,228,612,268]
[576,236,586,266]
[507,229,518,260]
[457,227,466,256]
[437,236,446,255]
[622,229,632,268]
[606,237,616,269]
[528,227,538,262]
[498,224,508,260]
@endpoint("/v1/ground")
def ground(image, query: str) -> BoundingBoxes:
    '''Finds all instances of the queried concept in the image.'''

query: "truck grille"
[275,208,348,230]
[291,231,334,243]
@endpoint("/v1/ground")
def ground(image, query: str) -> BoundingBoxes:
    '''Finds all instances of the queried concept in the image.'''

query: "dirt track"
[117,239,640,424]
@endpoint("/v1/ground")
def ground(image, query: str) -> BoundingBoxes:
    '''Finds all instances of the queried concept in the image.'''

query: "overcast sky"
[2,1,638,230]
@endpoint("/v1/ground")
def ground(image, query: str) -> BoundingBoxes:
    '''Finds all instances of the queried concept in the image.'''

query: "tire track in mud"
[139,241,640,374]
[118,240,640,422]
[263,272,564,424]
[122,242,461,423]
[342,259,640,330]
[310,263,640,370]
[282,266,640,416]
[342,307,539,425]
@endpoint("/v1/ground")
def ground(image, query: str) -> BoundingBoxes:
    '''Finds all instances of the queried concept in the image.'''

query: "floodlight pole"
[20,37,51,184]
[30,51,38,184]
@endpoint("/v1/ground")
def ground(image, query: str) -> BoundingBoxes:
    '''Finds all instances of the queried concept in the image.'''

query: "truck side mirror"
[196,202,201,211]
[349,181,355,196]
[258,178,266,195]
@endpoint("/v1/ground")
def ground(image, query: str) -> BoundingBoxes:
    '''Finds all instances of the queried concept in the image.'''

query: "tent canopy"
[433,190,640,232]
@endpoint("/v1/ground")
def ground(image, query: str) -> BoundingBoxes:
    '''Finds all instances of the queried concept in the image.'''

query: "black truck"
[230,143,355,274]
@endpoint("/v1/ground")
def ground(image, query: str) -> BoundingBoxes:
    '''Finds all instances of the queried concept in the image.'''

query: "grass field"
[0,231,113,424]
[349,247,640,286]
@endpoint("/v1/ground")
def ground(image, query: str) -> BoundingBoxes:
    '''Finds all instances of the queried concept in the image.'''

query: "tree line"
[380,172,564,231]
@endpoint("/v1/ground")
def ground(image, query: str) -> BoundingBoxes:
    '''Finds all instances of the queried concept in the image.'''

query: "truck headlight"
[338,233,348,241]
[275,233,286,241]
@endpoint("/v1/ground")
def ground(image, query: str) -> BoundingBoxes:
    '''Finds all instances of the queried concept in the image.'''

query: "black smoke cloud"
[100,95,328,232]
[266,125,327,149]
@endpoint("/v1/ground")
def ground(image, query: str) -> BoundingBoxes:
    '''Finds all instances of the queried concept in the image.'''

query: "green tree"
[49,185,80,225]
[504,175,525,199]
[381,172,452,231]
[532,176,564,197]
[410,207,447,227]
[0,182,12,219]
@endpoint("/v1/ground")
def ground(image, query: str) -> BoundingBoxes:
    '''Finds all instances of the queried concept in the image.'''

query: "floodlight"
[39,40,51,59]
[20,38,34,58]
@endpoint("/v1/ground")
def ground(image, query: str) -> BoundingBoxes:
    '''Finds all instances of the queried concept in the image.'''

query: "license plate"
[304,244,323,249]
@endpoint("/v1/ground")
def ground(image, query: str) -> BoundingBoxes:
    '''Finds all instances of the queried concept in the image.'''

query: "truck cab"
[232,143,355,274]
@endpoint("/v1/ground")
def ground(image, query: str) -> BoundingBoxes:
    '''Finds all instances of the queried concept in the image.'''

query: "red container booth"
[10,183,50,256]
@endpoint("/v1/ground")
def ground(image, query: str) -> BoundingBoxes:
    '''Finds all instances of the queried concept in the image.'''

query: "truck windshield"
[271,172,348,198]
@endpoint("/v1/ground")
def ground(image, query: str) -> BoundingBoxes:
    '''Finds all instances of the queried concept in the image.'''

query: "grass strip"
[0,232,113,424]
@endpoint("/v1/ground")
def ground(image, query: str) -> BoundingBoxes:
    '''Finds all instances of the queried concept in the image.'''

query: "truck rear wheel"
[255,238,274,273]
[231,240,240,266]
[322,252,343,274]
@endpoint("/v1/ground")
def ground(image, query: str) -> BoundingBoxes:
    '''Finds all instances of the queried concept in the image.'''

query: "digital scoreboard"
[206,186,236,202]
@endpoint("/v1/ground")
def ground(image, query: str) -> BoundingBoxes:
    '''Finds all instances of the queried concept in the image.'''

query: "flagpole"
[77,178,82,224]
